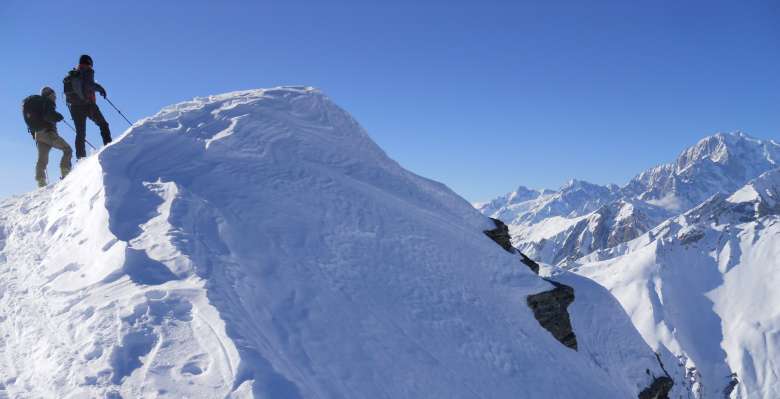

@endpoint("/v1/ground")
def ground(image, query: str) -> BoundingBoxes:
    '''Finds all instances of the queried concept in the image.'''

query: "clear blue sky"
[2,1,779,201]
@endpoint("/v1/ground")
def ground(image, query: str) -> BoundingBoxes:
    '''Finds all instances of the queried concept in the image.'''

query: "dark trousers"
[69,103,112,158]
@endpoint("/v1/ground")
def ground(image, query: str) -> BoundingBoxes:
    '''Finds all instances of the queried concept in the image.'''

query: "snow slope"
[0,87,686,398]
[478,133,780,265]
[573,169,780,398]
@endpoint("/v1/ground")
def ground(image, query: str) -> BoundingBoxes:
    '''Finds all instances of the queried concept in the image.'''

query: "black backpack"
[63,69,84,103]
[22,95,48,136]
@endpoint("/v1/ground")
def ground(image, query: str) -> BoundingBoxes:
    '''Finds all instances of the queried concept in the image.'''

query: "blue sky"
[1,1,778,201]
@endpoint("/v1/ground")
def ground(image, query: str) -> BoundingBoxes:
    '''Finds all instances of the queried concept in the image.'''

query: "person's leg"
[87,104,112,145]
[34,132,53,187]
[69,105,89,158]
[49,131,73,178]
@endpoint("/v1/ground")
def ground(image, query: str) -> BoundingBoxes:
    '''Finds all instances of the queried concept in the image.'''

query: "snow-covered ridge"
[0,87,685,398]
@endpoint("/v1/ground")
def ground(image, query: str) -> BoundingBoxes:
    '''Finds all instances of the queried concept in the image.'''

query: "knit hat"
[79,54,93,66]
[40,86,56,99]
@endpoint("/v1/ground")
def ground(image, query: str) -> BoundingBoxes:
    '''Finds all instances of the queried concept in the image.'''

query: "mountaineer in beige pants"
[35,128,72,187]
[22,87,72,187]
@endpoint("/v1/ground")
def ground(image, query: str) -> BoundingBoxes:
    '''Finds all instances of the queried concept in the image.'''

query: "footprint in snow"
[180,354,209,376]
[125,293,193,325]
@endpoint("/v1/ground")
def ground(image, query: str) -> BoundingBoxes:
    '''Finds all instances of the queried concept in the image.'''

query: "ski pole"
[103,97,133,126]
[62,119,97,150]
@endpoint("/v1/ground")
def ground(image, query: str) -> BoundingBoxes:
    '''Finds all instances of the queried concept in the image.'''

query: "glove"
[99,87,107,98]
[45,111,64,124]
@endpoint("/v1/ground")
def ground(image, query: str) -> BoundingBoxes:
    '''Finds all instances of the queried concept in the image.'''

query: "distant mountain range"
[477,132,780,398]
[476,132,780,266]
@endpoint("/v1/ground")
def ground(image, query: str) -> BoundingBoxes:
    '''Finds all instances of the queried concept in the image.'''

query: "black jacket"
[66,64,105,105]
[38,96,64,132]
[24,95,63,135]
[42,98,64,128]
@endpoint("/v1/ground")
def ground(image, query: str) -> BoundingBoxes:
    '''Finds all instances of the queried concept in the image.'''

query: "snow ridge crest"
[0,87,683,398]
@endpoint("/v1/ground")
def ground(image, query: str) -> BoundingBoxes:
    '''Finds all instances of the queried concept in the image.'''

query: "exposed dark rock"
[484,217,683,394]
[483,218,539,274]
[518,252,541,275]
[638,376,673,399]
[639,353,674,399]
[484,217,516,253]
[678,228,705,245]
[526,280,577,350]
[484,217,575,350]
[723,373,739,398]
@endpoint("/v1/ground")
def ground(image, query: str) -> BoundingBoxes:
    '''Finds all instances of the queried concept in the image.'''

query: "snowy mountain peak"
[674,131,770,172]
[561,178,584,189]
[560,179,612,192]
[0,87,684,398]
[622,132,780,212]
[509,185,541,203]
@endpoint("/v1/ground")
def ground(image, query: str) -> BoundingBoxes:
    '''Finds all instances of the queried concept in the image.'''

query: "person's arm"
[43,102,64,123]
[86,69,106,98]
[94,82,107,98]
[82,68,97,98]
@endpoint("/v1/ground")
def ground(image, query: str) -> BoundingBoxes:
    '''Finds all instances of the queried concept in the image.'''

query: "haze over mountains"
[478,132,780,398]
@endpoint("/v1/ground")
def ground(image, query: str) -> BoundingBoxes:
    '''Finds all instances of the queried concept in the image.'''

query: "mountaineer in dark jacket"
[23,87,73,187]
[65,54,112,159]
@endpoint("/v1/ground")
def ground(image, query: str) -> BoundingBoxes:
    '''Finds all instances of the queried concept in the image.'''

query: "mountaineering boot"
[61,166,71,180]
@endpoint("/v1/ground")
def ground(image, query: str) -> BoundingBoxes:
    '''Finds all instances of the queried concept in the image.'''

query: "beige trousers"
[35,128,73,187]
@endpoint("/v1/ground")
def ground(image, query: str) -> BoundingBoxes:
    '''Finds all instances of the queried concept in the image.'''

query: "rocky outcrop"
[485,217,685,395]
[638,353,674,399]
[519,252,541,276]
[723,374,739,398]
[484,218,539,274]
[638,376,673,399]
[483,217,516,253]
[484,217,577,350]
[525,281,577,350]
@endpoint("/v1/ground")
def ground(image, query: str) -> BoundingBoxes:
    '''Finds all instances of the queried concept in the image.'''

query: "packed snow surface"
[0,87,679,398]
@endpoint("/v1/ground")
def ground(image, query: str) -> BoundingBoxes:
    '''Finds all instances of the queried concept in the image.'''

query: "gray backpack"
[63,69,85,103]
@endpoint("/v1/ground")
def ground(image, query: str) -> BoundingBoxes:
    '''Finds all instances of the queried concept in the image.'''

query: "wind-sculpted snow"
[0,87,685,398]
